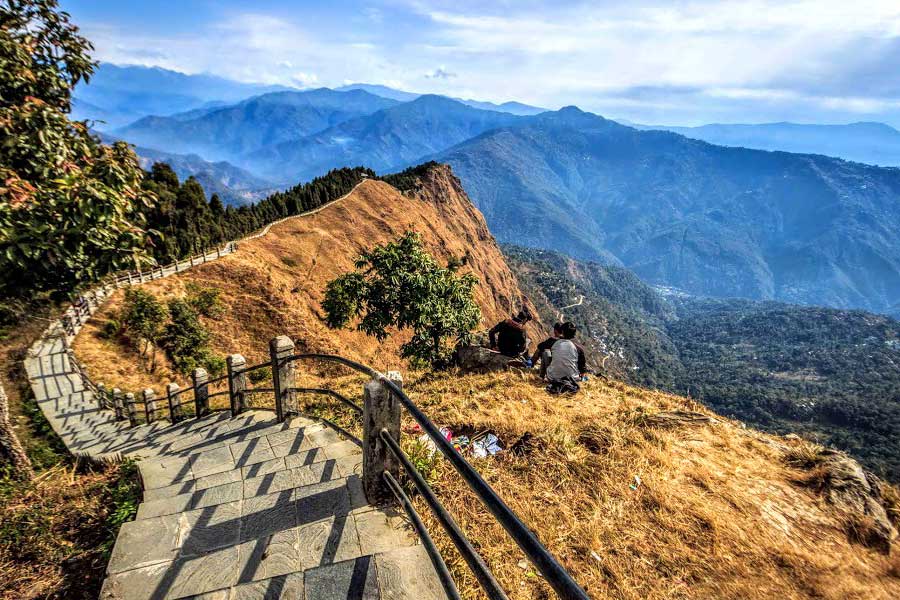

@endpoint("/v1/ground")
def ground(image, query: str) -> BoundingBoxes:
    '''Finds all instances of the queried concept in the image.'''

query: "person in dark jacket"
[489,309,532,358]
[545,321,587,394]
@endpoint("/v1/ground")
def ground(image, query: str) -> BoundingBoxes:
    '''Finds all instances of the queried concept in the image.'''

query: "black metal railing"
[276,352,589,600]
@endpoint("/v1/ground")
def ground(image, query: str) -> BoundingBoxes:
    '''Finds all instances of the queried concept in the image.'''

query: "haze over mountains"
[641,121,900,167]
[72,64,292,128]
[116,88,400,161]
[78,64,900,317]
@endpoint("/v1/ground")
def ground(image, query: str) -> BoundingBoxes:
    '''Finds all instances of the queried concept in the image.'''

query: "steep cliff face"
[75,165,541,378]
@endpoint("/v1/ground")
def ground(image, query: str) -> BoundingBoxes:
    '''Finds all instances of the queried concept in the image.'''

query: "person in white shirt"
[545,322,586,394]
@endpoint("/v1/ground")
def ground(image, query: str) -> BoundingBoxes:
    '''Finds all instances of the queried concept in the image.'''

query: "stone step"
[177,546,448,600]
[136,452,362,519]
[138,423,359,490]
[102,475,426,599]
[143,440,362,503]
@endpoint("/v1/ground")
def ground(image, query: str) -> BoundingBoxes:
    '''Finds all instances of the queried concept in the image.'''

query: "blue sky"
[60,0,900,126]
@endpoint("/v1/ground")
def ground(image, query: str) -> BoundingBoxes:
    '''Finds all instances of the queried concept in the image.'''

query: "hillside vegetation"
[74,164,541,391]
[505,246,900,482]
[70,165,899,598]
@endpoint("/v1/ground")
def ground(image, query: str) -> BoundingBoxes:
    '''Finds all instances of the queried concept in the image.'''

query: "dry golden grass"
[68,172,899,598]
[399,372,900,599]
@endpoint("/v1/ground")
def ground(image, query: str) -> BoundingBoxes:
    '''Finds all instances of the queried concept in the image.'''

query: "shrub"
[163,297,224,376]
[120,288,166,370]
[100,318,122,340]
[185,283,224,318]
[248,366,272,384]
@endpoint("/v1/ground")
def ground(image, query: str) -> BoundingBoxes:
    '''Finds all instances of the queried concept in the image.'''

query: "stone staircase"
[25,321,447,599]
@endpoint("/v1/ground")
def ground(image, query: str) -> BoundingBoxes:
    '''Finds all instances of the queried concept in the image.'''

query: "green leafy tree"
[163,297,224,377]
[0,0,155,300]
[323,231,481,369]
[121,288,167,371]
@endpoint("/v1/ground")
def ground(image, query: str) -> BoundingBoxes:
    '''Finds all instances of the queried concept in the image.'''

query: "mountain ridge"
[637,120,900,166]
[435,109,900,316]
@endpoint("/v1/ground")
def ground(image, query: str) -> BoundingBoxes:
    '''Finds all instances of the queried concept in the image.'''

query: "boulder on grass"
[790,447,898,552]
[457,346,528,374]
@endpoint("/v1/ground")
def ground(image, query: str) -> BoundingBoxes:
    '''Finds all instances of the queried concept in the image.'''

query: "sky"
[60,0,900,126]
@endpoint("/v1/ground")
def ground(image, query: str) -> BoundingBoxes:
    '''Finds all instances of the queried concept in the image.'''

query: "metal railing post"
[362,371,402,504]
[192,368,209,419]
[166,383,179,423]
[226,354,247,416]
[269,335,296,422]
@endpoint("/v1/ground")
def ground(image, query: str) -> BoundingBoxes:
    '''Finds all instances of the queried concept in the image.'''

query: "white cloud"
[425,66,457,79]
[75,1,900,125]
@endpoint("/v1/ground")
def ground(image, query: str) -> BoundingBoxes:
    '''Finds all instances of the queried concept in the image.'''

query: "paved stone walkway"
[23,251,448,599]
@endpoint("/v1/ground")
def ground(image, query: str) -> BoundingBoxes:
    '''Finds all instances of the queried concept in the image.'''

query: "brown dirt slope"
[74,165,543,392]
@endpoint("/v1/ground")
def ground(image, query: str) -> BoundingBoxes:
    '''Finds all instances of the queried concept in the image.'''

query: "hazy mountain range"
[242,95,523,182]
[116,88,400,162]
[78,65,900,317]
[639,121,900,167]
[437,107,900,316]
[72,64,292,128]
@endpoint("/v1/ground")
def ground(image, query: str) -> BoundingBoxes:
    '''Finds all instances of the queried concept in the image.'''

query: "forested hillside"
[506,246,900,481]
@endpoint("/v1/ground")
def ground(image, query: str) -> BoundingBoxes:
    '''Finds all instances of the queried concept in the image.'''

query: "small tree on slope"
[323,231,481,369]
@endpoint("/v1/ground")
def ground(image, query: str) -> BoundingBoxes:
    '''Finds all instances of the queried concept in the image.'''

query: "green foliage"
[379,161,440,193]
[324,231,481,369]
[185,283,224,317]
[160,286,226,377]
[121,288,166,345]
[164,299,209,374]
[100,459,141,557]
[248,366,272,384]
[100,318,122,340]
[0,0,154,300]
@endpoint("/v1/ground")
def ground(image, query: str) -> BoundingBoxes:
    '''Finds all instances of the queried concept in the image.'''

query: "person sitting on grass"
[545,321,587,395]
[533,322,563,377]
[489,309,532,359]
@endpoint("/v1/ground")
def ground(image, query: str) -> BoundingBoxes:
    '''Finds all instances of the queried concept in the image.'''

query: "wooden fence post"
[192,368,209,419]
[125,392,137,427]
[269,336,296,423]
[166,383,180,423]
[143,388,157,424]
[226,354,247,416]
[362,371,403,504]
[112,388,124,421]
